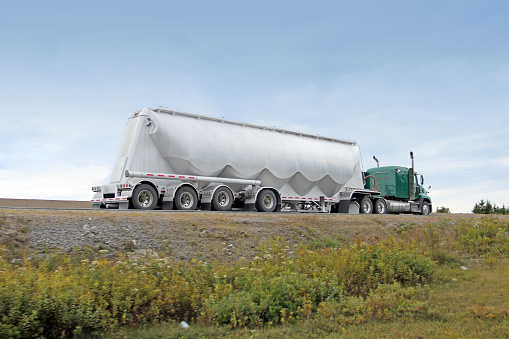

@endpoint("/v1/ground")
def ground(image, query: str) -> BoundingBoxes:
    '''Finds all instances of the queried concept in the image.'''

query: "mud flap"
[162,197,174,210]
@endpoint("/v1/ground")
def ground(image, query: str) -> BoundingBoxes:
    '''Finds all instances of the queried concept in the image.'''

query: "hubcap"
[263,194,274,209]
[217,191,230,207]
[180,192,194,208]
[138,190,153,208]
[363,201,371,213]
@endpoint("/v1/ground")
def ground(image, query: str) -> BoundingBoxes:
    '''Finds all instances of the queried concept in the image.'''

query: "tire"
[174,186,198,211]
[420,201,430,216]
[255,189,277,212]
[360,197,373,214]
[374,199,387,214]
[132,184,158,210]
[212,187,233,211]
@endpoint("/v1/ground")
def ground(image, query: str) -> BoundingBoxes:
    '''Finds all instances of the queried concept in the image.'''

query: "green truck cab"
[356,152,432,215]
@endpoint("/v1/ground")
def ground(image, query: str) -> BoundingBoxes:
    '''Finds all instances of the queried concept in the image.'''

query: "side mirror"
[420,175,424,185]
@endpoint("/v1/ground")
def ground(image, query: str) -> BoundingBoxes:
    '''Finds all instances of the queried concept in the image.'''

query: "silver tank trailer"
[146,108,363,198]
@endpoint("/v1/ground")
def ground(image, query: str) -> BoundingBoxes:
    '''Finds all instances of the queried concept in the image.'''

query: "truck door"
[414,174,420,198]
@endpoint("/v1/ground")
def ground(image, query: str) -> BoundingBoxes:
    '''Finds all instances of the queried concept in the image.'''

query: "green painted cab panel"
[365,166,410,199]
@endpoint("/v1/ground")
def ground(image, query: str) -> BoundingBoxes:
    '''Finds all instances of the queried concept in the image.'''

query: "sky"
[1,1,508,213]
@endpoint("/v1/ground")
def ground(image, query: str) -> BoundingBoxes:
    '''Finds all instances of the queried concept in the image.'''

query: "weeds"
[1,215,509,338]
[0,236,435,338]
[468,305,508,321]
[457,217,509,258]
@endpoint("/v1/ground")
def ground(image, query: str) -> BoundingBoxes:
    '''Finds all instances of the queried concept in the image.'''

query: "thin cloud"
[0,166,110,201]
[1,1,508,212]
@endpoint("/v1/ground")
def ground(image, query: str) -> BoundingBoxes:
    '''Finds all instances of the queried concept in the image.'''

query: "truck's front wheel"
[132,184,158,210]
[360,197,373,214]
[420,201,430,216]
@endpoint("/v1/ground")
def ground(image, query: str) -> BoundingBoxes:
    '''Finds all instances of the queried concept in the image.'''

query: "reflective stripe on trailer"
[132,172,197,180]
[91,197,129,203]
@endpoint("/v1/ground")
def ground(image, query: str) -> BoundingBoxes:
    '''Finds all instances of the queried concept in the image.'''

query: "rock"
[460,266,468,270]
[180,321,189,329]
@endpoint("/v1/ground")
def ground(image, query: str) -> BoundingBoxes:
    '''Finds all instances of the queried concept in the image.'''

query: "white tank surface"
[146,108,362,198]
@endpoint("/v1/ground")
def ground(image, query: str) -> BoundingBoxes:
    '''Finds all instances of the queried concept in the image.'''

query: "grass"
[339,262,509,339]
[1,211,509,338]
[122,261,509,339]
[123,216,509,339]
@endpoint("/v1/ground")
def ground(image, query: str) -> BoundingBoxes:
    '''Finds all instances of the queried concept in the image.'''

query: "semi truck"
[91,107,431,215]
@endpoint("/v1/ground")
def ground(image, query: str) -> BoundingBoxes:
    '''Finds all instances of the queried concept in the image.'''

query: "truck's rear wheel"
[256,189,277,212]
[360,197,373,214]
[420,201,430,216]
[132,184,158,210]
[174,186,198,211]
[212,187,233,211]
[374,199,387,214]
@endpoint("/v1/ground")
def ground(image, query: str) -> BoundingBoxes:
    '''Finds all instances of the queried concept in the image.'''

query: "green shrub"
[316,283,430,325]
[472,200,509,214]
[400,217,509,265]
[0,253,216,338]
[436,206,450,213]
[201,237,435,328]
[0,236,437,336]
[457,217,509,258]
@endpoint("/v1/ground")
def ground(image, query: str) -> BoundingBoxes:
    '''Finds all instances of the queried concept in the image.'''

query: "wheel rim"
[263,194,275,209]
[217,191,230,207]
[138,190,153,208]
[362,201,371,213]
[422,204,429,215]
[180,192,194,208]
[377,201,385,214]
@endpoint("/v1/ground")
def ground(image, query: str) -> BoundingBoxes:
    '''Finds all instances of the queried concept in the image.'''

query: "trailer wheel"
[420,201,430,216]
[360,197,373,214]
[374,199,387,214]
[212,187,233,211]
[132,184,158,210]
[256,189,277,212]
[174,186,198,211]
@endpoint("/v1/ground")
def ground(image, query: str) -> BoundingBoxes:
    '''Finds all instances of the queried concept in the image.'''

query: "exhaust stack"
[373,155,380,167]
[409,151,415,201]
